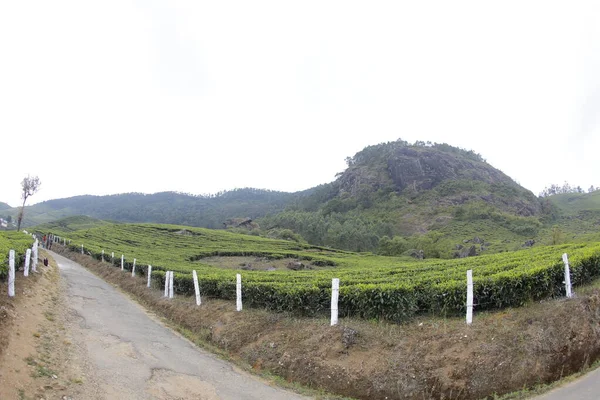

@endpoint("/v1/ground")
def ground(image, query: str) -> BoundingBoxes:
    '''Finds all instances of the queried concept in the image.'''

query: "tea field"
[0,231,35,277]
[42,222,600,322]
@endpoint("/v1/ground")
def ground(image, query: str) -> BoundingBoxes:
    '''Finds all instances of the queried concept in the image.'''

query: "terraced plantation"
[44,223,600,322]
[0,231,34,277]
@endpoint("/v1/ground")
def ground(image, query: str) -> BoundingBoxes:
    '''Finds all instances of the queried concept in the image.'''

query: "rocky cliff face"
[387,146,509,191]
[335,140,541,217]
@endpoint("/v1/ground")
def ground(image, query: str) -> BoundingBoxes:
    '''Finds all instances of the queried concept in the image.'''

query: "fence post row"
[8,250,15,297]
[562,253,573,298]
[331,278,339,326]
[236,274,242,312]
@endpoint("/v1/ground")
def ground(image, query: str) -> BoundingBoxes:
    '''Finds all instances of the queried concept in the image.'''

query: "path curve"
[52,251,308,400]
[532,367,600,400]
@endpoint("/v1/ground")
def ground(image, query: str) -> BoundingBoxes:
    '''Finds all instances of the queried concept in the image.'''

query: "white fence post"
[24,248,31,277]
[164,271,169,297]
[63,237,66,246]
[331,278,339,326]
[236,274,242,311]
[111,252,114,264]
[8,250,15,297]
[81,244,84,254]
[101,250,104,262]
[121,255,124,271]
[132,258,136,277]
[192,270,201,306]
[169,271,174,299]
[32,240,38,272]
[466,269,473,325]
[562,253,573,298]
[147,265,152,288]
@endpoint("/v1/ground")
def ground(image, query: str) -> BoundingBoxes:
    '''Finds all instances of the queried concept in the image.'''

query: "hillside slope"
[261,140,545,256]
[7,188,299,229]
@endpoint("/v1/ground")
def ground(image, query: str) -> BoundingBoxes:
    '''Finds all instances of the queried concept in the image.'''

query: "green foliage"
[0,231,34,278]
[47,222,600,322]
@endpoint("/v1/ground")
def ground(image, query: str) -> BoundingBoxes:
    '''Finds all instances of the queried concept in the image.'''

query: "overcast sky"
[1,1,599,207]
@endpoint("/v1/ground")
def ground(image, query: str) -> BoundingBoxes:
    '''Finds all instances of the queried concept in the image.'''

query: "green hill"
[35,215,112,235]
[261,140,545,256]
[8,188,299,229]
[0,202,11,211]
[542,190,600,243]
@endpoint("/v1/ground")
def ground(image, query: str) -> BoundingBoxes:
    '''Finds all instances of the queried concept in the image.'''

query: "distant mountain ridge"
[7,188,299,228]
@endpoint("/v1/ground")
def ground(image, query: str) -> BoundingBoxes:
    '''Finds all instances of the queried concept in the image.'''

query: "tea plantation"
[43,223,600,322]
[0,231,35,277]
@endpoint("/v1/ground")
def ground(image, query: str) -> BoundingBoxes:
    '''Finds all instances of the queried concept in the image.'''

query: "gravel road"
[52,251,309,400]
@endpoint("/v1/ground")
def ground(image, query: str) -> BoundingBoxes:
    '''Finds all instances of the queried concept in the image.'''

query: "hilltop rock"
[455,245,477,258]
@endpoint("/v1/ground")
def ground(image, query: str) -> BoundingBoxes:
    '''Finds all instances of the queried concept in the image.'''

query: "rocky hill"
[261,140,546,256]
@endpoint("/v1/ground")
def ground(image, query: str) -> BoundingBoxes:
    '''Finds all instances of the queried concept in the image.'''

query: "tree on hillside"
[16,175,41,232]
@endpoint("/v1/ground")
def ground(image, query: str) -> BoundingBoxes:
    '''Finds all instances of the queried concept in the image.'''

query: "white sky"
[1,1,599,207]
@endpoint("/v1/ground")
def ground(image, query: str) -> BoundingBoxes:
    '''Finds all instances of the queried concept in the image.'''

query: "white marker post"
[163,271,169,297]
[8,250,15,297]
[101,250,104,262]
[121,255,124,271]
[111,252,114,264]
[562,253,573,298]
[24,248,31,277]
[147,265,152,288]
[169,271,174,299]
[63,237,66,246]
[236,274,242,311]
[466,270,473,325]
[32,240,38,272]
[192,270,201,306]
[132,258,136,277]
[81,244,84,254]
[331,278,339,326]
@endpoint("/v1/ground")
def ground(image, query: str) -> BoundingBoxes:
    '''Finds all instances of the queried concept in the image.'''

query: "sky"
[1,1,599,207]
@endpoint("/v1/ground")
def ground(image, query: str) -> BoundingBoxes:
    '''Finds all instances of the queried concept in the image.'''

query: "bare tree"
[16,175,41,232]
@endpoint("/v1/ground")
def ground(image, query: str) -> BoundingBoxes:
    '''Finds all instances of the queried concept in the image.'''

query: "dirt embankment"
[0,250,95,400]
[49,247,600,399]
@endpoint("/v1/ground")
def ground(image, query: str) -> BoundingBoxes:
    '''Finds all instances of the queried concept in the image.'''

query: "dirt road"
[52,251,308,400]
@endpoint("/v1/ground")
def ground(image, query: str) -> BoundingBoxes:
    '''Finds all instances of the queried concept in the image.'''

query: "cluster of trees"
[343,138,484,168]
[539,182,598,197]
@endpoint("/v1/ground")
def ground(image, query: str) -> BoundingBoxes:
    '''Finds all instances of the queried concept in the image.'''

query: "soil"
[0,250,96,400]
[6,246,600,399]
